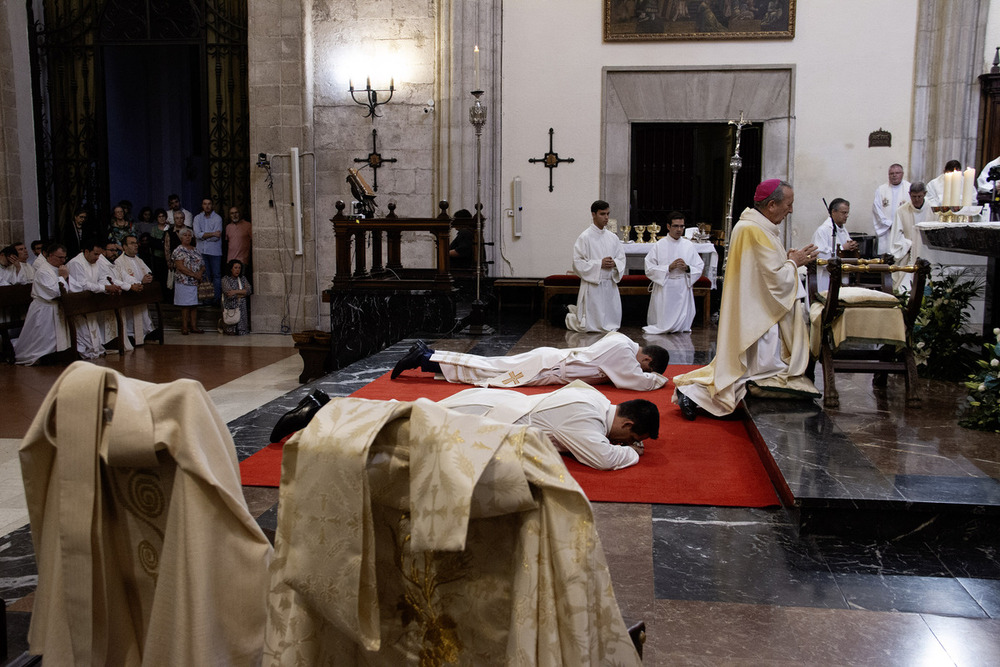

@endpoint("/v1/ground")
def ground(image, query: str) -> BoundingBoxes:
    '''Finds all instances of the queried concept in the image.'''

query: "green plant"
[910,268,983,381]
[961,328,1000,433]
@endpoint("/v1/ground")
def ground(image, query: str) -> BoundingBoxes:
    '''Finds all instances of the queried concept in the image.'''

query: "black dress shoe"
[391,341,431,379]
[675,390,697,421]
[270,389,331,443]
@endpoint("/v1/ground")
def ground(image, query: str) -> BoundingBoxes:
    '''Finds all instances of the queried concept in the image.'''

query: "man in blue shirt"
[193,197,223,303]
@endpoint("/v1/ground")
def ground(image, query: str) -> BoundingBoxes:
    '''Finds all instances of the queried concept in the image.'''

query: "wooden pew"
[58,281,165,359]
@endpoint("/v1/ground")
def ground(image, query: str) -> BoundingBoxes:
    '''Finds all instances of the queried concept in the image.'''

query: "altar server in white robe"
[888,182,929,292]
[114,234,155,345]
[872,164,910,254]
[393,331,668,390]
[643,213,705,334]
[812,198,858,293]
[565,200,625,333]
[13,245,72,365]
[674,179,820,419]
[439,382,659,471]
[0,245,33,285]
[67,240,122,359]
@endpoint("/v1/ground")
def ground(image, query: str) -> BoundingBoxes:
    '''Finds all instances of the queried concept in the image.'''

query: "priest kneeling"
[673,179,820,420]
[643,212,705,334]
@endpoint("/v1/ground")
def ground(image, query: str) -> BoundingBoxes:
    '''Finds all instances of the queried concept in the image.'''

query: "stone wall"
[0,3,22,246]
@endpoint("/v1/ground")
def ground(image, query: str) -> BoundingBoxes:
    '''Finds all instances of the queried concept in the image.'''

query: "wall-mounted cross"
[353,129,397,191]
[528,128,574,192]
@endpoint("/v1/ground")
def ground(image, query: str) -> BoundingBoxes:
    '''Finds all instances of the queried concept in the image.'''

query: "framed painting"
[604,1,795,41]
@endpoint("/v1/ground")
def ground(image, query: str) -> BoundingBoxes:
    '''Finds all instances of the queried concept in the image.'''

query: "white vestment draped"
[643,235,705,334]
[13,260,71,365]
[872,180,910,253]
[673,208,819,416]
[565,224,625,333]
[431,331,665,390]
[888,201,928,291]
[21,362,273,665]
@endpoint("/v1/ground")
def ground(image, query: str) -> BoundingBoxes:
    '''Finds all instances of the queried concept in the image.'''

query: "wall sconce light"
[349,77,394,121]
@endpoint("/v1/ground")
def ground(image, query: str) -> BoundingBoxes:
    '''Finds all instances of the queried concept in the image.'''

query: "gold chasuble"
[264,397,640,666]
[673,208,818,416]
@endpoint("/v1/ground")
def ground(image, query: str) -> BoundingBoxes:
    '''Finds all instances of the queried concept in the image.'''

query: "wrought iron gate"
[28,0,248,240]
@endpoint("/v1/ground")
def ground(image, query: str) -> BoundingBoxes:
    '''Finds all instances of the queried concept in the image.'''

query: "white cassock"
[925,174,947,208]
[887,201,928,292]
[114,253,155,344]
[13,261,71,365]
[565,224,625,333]
[430,331,666,390]
[872,180,910,254]
[643,235,705,334]
[0,262,33,285]
[67,254,114,359]
[811,217,854,293]
[673,208,819,417]
[439,383,640,470]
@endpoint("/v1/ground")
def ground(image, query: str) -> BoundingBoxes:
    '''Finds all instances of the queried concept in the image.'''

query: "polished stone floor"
[2,312,999,665]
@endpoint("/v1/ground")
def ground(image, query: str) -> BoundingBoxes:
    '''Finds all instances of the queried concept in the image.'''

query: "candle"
[943,172,955,207]
[474,45,480,91]
[962,167,976,207]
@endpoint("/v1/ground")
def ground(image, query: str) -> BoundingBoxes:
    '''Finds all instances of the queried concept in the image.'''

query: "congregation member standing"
[888,182,929,292]
[67,239,122,359]
[565,200,625,333]
[221,259,252,335]
[13,245,71,365]
[58,207,93,258]
[114,234,156,345]
[106,204,132,253]
[166,193,193,228]
[643,212,705,334]
[225,206,253,275]
[872,164,910,254]
[811,198,858,292]
[172,228,205,335]
[673,179,820,420]
[193,197,223,303]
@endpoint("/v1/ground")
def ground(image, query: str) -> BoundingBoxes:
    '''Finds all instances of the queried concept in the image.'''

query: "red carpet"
[239,366,780,507]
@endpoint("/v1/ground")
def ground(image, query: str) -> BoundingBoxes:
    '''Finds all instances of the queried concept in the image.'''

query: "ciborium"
[647,222,660,241]
[633,225,647,243]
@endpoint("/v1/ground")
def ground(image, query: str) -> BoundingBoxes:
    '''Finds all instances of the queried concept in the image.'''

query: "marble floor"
[2,313,1000,665]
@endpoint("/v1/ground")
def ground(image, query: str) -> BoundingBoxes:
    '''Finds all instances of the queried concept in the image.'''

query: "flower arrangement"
[961,328,1000,433]
[910,268,983,381]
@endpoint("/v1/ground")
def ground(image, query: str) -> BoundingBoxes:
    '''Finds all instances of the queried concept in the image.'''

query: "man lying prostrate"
[438,382,659,470]
[391,331,669,391]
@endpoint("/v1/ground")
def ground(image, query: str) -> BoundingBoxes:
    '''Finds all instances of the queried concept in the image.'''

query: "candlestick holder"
[459,89,494,336]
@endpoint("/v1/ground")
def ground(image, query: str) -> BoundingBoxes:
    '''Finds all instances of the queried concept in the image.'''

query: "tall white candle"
[962,167,976,207]
[943,172,954,206]
[474,45,480,91]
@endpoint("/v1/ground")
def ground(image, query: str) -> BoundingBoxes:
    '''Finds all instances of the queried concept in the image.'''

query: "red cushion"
[543,274,581,286]
[620,275,651,286]
[694,276,711,287]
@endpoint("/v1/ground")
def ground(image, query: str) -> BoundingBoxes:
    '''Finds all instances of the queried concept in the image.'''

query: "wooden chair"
[808,258,930,408]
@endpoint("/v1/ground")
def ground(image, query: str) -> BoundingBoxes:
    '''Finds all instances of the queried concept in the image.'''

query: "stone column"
[0,4,23,246]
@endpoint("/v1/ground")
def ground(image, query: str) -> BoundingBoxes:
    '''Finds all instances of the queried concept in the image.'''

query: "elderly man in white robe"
[812,198,858,293]
[14,245,72,365]
[67,239,122,359]
[113,234,155,345]
[565,200,625,333]
[391,331,669,390]
[872,164,910,254]
[643,213,705,334]
[438,382,660,471]
[887,182,929,292]
[673,179,820,420]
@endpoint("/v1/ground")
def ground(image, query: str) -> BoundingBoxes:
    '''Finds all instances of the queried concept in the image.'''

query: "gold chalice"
[633,225,647,244]
[647,223,660,241]
[620,225,632,243]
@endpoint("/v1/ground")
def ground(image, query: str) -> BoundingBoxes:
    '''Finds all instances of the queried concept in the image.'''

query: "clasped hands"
[788,243,819,267]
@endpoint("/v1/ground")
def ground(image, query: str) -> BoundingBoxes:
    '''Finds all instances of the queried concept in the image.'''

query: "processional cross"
[353,128,397,192]
[528,128,575,192]
[722,110,750,273]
